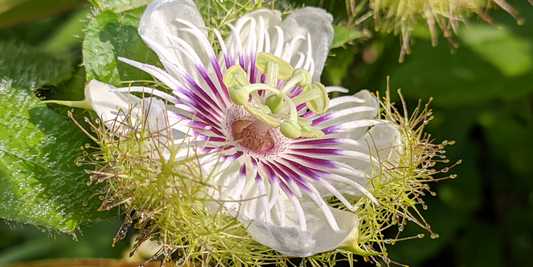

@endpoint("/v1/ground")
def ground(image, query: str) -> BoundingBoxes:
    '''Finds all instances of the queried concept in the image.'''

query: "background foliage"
[0,0,532,266]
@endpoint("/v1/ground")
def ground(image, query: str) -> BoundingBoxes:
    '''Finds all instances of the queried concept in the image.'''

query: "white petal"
[85,80,141,124]
[142,97,181,144]
[233,9,282,43]
[338,124,402,196]
[86,80,186,142]
[206,157,359,256]
[224,9,282,66]
[326,86,349,93]
[139,0,207,78]
[280,7,334,82]
[321,89,379,140]
[246,196,359,257]
[363,123,403,162]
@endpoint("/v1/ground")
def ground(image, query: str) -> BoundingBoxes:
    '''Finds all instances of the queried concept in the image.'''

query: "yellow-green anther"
[280,68,312,94]
[298,117,312,126]
[256,52,294,80]
[243,103,281,127]
[298,82,329,114]
[280,119,302,139]
[300,125,325,138]
[265,95,283,114]
[258,104,272,114]
[229,85,250,106]
[223,65,249,88]
[266,61,279,88]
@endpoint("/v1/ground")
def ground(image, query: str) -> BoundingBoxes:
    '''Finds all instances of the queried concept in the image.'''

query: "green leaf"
[83,8,159,87]
[42,7,91,53]
[323,47,355,86]
[331,25,365,48]
[0,41,73,89]
[0,0,85,30]
[89,0,152,13]
[0,219,127,265]
[460,24,533,77]
[0,41,107,233]
[0,0,30,14]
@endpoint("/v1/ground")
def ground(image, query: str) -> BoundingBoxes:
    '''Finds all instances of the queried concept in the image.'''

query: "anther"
[300,125,325,138]
[266,61,279,88]
[229,85,250,106]
[280,68,312,94]
[292,82,330,114]
[280,119,301,138]
[243,103,280,127]
[256,52,294,86]
[224,65,250,88]
[274,113,324,138]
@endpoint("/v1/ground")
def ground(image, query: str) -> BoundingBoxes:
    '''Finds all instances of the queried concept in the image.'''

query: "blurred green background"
[0,0,532,266]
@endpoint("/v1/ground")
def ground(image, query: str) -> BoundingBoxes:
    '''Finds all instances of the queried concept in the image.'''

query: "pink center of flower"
[233,120,275,153]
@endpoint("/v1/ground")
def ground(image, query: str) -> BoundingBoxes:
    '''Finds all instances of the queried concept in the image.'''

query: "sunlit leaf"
[0,41,108,233]
[83,8,159,87]
[88,0,152,13]
[331,25,365,48]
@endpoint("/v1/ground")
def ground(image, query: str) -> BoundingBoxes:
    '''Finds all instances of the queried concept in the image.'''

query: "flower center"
[223,52,330,139]
[233,119,275,153]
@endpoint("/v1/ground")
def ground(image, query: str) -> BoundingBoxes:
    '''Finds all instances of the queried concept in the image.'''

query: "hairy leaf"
[83,8,159,87]
[89,0,152,13]
[0,41,108,233]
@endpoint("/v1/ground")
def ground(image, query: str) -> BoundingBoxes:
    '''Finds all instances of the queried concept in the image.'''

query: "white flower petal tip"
[281,7,334,82]
[139,0,206,40]
[364,123,403,161]
[85,80,142,124]
[236,8,282,27]
[247,222,317,257]
[85,80,178,139]
[139,0,208,75]
[246,203,359,257]
[353,89,379,115]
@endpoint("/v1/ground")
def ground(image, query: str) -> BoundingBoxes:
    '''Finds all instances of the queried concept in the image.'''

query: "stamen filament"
[291,90,319,106]
[280,93,298,122]
[280,68,311,94]
[251,91,263,104]
[242,84,280,95]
